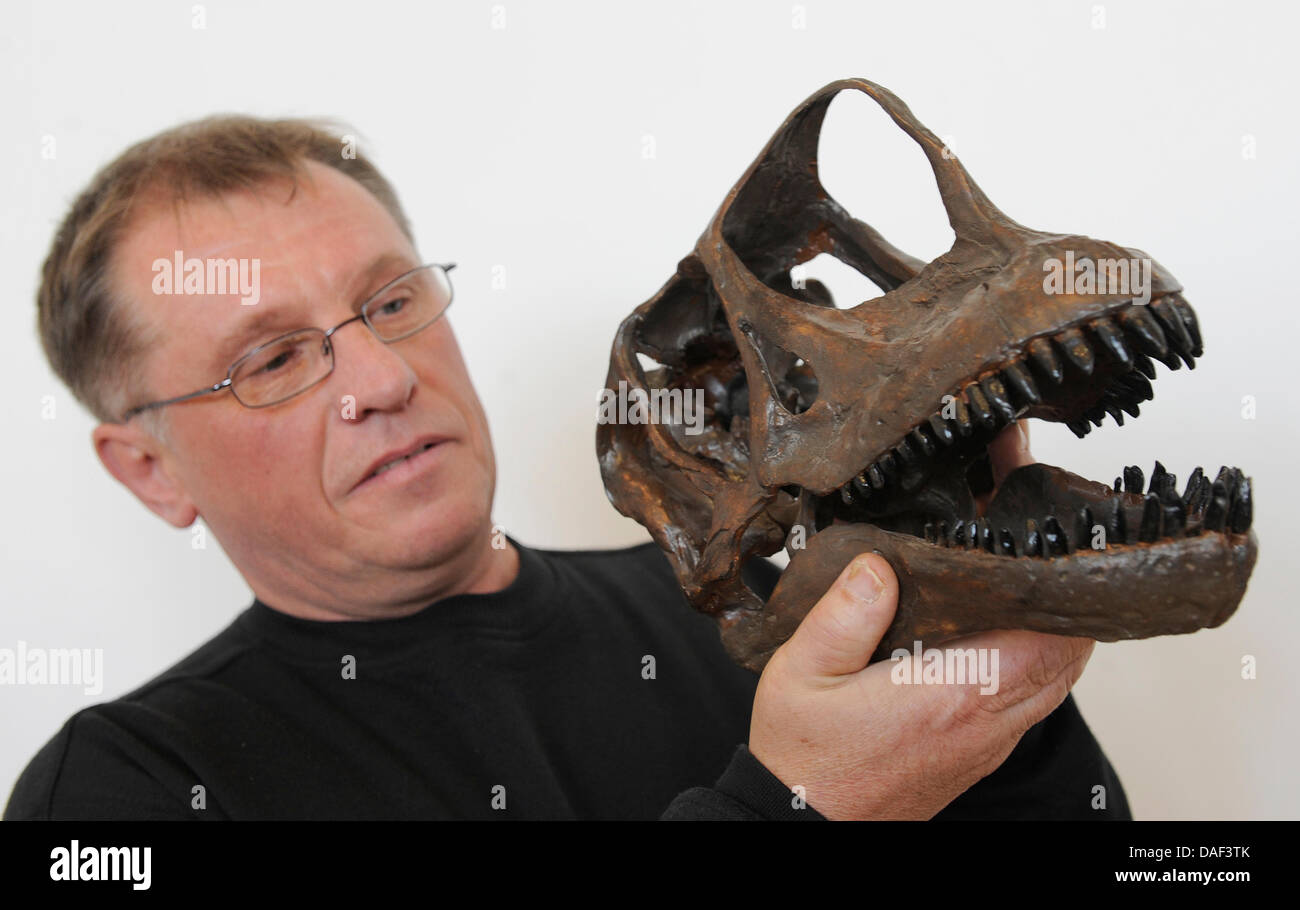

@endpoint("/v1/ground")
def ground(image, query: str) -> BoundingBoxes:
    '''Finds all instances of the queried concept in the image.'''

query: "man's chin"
[347,487,492,568]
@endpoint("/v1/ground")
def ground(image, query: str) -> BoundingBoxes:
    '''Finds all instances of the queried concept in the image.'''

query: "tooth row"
[1115,462,1253,538]
[1059,294,1200,438]
[840,295,1202,501]
[926,514,1082,557]
[1068,368,1156,437]
[920,461,1252,557]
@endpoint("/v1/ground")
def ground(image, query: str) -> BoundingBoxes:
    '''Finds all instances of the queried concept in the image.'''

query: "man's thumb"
[780,553,899,679]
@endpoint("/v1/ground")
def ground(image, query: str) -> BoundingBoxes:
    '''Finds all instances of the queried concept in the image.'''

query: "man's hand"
[748,421,1097,820]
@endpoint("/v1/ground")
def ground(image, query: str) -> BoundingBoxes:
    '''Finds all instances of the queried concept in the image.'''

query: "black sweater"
[4,539,1129,820]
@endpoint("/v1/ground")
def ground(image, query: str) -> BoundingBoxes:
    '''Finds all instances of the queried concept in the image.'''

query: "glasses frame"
[119,262,456,423]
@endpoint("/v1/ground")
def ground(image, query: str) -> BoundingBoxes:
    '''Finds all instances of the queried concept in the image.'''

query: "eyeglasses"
[119,262,456,423]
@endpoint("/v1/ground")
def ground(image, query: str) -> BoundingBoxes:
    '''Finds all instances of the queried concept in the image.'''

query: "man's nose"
[329,321,417,417]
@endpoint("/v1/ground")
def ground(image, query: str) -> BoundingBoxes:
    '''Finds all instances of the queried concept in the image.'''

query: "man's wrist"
[715,744,827,821]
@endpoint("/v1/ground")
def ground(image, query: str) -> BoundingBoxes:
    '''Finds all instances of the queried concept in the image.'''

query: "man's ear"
[92,422,199,529]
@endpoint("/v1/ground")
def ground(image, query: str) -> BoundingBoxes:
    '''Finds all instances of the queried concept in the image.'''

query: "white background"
[2,0,1296,819]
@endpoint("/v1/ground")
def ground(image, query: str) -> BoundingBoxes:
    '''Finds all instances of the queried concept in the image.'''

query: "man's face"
[109,162,500,616]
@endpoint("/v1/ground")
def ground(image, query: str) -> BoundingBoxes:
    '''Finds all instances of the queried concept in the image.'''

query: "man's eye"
[258,349,297,374]
[376,297,409,317]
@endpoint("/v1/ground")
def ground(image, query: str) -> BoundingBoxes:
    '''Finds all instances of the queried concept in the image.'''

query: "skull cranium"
[597,78,1257,673]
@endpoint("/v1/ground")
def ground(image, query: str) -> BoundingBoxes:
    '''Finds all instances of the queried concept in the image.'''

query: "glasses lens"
[365,265,453,341]
[231,329,332,407]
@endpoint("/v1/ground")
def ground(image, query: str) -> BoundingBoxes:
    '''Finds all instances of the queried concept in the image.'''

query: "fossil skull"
[597,78,1257,674]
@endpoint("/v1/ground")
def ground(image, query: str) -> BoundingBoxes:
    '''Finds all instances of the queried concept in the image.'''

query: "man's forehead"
[118,162,403,276]
[112,162,417,367]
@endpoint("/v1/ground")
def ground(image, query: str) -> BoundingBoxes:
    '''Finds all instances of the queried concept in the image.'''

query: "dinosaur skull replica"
[597,78,1257,674]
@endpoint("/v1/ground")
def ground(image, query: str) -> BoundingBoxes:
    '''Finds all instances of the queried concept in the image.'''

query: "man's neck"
[249,537,522,622]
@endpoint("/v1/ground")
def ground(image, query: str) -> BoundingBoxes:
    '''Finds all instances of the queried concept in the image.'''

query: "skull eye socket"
[734,320,819,420]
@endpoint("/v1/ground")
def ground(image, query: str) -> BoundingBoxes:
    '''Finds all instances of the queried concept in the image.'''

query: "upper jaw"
[765,287,1254,563]
[810,289,1203,502]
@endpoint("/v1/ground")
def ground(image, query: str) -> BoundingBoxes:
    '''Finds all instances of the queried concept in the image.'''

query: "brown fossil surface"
[597,78,1257,674]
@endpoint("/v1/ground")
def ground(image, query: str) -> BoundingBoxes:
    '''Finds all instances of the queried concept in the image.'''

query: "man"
[7,116,1126,820]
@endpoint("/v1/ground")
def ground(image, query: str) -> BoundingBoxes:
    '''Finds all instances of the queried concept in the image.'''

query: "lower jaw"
[719,520,1257,672]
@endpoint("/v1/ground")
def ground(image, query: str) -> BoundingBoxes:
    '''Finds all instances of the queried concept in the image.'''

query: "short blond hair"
[36,115,414,430]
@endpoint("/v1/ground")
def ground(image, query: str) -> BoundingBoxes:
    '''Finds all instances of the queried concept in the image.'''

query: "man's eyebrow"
[210,252,421,369]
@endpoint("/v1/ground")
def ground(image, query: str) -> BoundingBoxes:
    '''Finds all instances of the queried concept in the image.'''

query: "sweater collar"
[237,537,558,662]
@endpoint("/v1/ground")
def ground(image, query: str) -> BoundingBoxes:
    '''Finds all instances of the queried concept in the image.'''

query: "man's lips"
[350,435,450,494]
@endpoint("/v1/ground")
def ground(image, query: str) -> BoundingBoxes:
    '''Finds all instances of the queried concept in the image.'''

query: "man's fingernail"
[842,558,884,604]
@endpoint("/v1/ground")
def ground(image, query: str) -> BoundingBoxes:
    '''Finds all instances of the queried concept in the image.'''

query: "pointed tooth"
[1118,399,1141,419]
[1160,488,1186,536]
[1112,500,1128,545]
[1212,466,1233,496]
[1132,352,1157,380]
[1158,471,1178,500]
[878,452,898,478]
[895,438,919,467]
[866,463,886,490]
[981,375,1017,423]
[937,521,949,546]
[1066,419,1090,439]
[911,426,936,458]
[1169,294,1203,356]
[1123,465,1145,494]
[965,521,979,549]
[853,473,874,499]
[928,413,955,446]
[948,397,974,437]
[1003,361,1041,406]
[840,485,855,506]
[1150,471,1177,500]
[1077,506,1094,547]
[1157,347,1183,371]
[1043,516,1070,555]
[1229,478,1252,533]
[1114,476,1123,493]
[1090,317,1132,367]
[1085,405,1106,428]
[1118,306,1169,359]
[965,384,996,427]
[1149,460,1168,494]
[950,520,966,548]
[1204,490,1229,532]
[1182,467,1204,504]
[1151,296,1195,356]
[1139,494,1163,542]
[1119,372,1154,402]
[1027,337,1065,385]
[1023,519,1042,557]
[979,519,995,553]
[1105,404,1125,426]
[1219,469,1241,504]
[998,527,1017,557]
[1192,475,1213,514]
[1056,327,1095,375]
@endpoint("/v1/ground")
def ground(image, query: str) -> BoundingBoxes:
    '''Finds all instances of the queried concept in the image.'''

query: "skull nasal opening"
[721,88,956,309]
